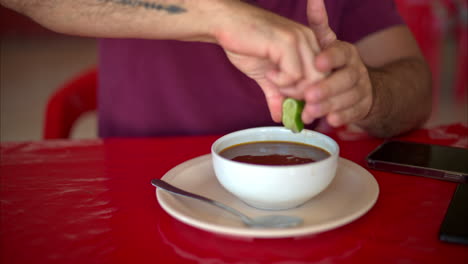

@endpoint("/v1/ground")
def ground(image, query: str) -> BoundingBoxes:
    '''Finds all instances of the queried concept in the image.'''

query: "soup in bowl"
[211,127,339,210]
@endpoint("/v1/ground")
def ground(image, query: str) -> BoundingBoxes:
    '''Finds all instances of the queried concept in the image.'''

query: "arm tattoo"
[100,0,186,14]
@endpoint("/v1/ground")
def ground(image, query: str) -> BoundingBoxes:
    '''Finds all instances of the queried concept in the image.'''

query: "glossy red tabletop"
[1,124,467,264]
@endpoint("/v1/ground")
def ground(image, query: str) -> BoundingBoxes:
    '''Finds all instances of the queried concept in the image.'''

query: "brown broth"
[220,141,330,166]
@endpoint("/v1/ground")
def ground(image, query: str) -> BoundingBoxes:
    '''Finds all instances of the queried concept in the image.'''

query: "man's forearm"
[0,0,223,41]
[356,57,432,138]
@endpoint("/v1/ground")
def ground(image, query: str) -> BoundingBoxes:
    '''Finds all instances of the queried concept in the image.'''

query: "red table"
[1,124,467,263]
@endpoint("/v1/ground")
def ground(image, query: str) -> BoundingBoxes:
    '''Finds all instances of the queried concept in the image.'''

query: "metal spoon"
[151,179,303,228]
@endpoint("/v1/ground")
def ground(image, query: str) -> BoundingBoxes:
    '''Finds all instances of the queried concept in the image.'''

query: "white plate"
[156,154,379,238]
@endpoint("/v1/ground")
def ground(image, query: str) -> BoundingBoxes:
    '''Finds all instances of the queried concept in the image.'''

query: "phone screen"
[368,141,468,174]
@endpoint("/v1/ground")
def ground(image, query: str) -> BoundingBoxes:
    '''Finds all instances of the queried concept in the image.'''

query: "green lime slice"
[282,98,305,133]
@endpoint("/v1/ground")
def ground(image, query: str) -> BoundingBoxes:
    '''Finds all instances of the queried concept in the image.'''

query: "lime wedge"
[282,98,305,133]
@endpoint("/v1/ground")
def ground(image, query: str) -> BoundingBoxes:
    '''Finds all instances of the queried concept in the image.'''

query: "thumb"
[307,0,337,48]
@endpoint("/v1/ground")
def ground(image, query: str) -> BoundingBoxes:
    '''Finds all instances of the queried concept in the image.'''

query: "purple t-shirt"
[99,0,403,137]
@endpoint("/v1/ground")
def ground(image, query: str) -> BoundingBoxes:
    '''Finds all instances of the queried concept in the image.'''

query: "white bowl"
[211,127,339,210]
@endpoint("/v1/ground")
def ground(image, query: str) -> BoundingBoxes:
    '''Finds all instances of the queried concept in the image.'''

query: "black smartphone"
[366,140,468,183]
[439,183,468,245]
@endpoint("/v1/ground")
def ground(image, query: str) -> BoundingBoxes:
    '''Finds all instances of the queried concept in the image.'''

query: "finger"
[302,109,315,125]
[266,35,304,87]
[278,78,315,100]
[304,65,360,103]
[306,0,336,48]
[314,41,353,73]
[302,80,367,123]
[298,32,319,83]
[303,29,329,78]
[277,28,326,99]
[266,64,301,88]
[327,88,366,113]
[326,85,373,127]
[278,85,303,99]
[277,31,323,99]
[302,27,321,55]
[326,98,372,127]
[266,93,285,123]
[302,101,330,123]
[303,79,370,122]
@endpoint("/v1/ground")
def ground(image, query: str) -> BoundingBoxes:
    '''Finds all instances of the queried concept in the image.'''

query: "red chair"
[43,68,97,139]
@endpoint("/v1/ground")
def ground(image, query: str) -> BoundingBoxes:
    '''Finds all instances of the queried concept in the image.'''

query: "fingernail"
[315,55,328,72]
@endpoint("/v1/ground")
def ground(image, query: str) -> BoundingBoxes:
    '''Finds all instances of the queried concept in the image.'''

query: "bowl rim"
[211,126,339,169]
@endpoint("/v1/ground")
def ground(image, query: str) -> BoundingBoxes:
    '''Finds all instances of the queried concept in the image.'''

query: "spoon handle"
[151,179,253,224]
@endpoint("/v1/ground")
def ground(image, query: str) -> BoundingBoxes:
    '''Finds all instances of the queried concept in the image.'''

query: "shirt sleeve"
[338,0,404,43]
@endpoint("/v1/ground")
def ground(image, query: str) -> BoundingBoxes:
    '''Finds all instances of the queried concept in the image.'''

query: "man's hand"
[300,0,431,137]
[296,0,373,127]
[213,0,324,122]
